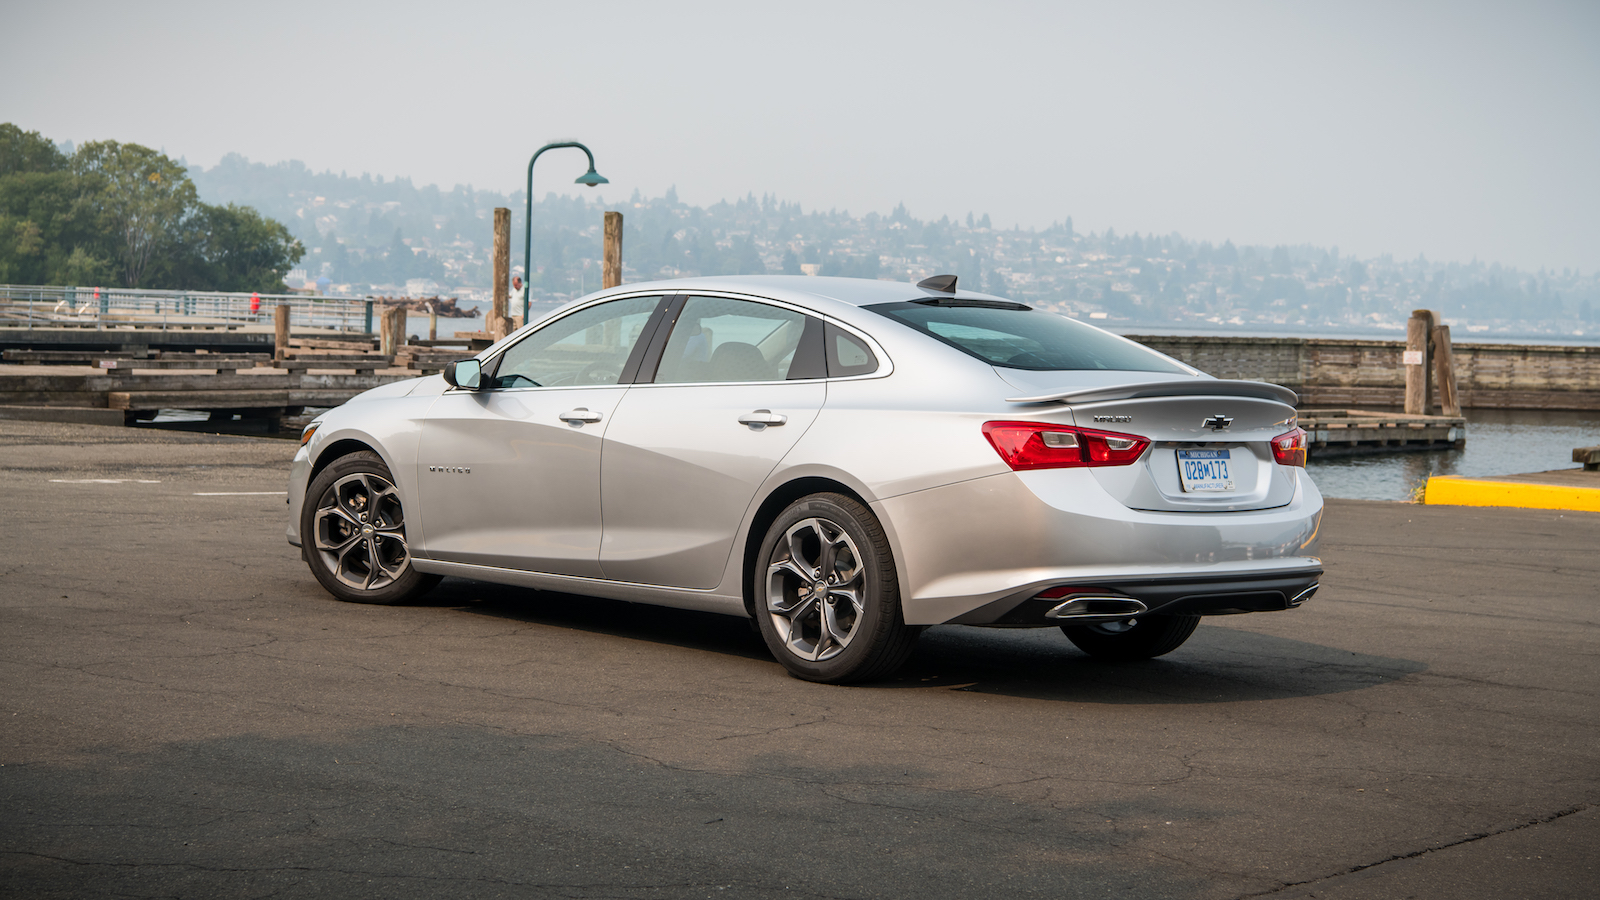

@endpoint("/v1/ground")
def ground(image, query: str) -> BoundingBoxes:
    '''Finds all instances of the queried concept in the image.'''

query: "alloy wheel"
[313,472,410,591]
[765,517,865,661]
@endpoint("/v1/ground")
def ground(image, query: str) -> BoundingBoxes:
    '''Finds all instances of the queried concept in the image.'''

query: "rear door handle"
[560,408,603,425]
[738,409,787,428]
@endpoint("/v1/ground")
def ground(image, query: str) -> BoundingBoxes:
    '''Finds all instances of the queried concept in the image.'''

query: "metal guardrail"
[0,284,370,332]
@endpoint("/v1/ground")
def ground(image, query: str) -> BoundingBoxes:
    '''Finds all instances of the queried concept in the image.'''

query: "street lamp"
[522,142,608,323]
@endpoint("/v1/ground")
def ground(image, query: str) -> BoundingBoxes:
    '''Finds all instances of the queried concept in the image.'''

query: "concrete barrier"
[1425,471,1600,512]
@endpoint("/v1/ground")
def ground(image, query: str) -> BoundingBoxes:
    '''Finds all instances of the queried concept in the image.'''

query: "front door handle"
[738,409,787,429]
[560,408,603,425]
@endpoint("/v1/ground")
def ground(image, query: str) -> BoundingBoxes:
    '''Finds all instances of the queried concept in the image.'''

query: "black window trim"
[567,288,893,386]
[631,293,687,384]
[786,315,828,380]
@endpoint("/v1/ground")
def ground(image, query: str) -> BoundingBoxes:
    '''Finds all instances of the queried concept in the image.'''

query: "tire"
[1061,614,1200,661]
[301,451,441,605]
[753,493,919,684]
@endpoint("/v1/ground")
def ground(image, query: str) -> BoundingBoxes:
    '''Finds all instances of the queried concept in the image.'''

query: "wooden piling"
[274,305,290,361]
[394,306,409,351]
[380,306,407,357]
[603,211,624,289]
[491,208,511,340]
[428,303,437,342]
[1432,324,1460,416]
[1404,311,1432,415]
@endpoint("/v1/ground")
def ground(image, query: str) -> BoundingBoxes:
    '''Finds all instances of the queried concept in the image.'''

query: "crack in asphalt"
[1236,802,1594,898]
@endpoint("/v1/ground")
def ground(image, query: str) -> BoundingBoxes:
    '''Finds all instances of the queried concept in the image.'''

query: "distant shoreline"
[1110,324,1598,348]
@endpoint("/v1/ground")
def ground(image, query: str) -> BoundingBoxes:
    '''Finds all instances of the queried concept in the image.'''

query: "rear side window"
[866,302,1188,373]
[826,323,878,377]
[654,296,808,384]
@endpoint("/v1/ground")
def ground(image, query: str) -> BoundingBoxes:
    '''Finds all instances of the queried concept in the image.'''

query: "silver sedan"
[288,275,1322,683]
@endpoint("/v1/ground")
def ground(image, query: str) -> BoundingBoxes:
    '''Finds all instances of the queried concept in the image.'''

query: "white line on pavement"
[192,491,288,496]
[49,479,162,484]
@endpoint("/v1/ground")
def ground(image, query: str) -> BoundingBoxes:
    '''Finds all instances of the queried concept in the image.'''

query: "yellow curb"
[1424,476,1600,512]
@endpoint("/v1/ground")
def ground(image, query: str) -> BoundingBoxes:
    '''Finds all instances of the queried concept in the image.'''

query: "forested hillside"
[188,152,1597,337]
[9,132,1589,337]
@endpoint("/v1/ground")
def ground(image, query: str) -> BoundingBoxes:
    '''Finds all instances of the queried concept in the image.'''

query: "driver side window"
[488,295,661,389]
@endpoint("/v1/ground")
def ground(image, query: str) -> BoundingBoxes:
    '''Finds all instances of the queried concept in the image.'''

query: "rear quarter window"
[866,301,1188,373]
[825,323,878,377]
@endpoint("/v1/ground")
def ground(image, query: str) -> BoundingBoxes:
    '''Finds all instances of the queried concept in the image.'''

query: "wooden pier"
[0,338,474,432]
[1301,409,1466,458]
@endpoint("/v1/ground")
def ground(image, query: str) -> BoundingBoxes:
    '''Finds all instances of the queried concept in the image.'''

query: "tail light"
[983,421,1150,470]
[1271,427,1308,467]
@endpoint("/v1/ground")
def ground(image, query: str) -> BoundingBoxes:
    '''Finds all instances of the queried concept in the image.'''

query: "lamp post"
[522,142,608,323]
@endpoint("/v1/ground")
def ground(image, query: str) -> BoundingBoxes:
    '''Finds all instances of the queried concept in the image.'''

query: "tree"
[0,125,114,284]
[986,266,1008,296]
[2,124,307,291]
[1271,245,1293,274]
[0,123,67,175]
[72,140,198,287]
[153,202,304,292]
[0,172,115,285]
[733,234,766,275]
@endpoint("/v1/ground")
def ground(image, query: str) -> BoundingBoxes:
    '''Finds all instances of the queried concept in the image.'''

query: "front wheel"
[754,493,918,684]
[301,451,440,605]
[1060,614,1200,661]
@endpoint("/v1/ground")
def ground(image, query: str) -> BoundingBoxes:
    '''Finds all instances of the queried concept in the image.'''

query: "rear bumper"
[962,569,1322,626]
[872,467,1324,626]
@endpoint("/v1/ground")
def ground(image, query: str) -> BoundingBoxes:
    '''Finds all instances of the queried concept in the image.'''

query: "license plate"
[1177,449,1235,492]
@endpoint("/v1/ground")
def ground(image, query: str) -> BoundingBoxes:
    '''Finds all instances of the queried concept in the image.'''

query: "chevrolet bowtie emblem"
[1203,415,1234,431]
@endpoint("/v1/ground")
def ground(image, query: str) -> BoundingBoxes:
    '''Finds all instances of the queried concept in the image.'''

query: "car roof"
[597,275,1010,318]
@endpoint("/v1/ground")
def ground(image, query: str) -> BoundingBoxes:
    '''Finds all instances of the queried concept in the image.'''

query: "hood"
[347,375,432,404]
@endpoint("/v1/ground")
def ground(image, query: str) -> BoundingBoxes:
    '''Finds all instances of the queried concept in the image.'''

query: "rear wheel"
[1061,614,1200,661]
[754,493,918,684]
[301,451,440,605]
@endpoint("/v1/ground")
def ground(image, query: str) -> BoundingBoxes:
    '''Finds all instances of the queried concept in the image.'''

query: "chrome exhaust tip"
[1288,583,1320,607]
[1044,595,1149,621]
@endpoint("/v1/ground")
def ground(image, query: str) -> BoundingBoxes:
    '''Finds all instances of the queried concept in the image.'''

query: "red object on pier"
[250,292,260,313]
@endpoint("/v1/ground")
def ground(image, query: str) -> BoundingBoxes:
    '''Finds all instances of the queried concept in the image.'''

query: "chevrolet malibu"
[288,275,1322,683]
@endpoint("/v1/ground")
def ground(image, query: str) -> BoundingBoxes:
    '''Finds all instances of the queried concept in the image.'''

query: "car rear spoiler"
[1006,379,1299,406]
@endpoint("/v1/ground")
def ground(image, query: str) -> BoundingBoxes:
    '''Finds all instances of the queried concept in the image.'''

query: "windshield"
[866,302,1190,373]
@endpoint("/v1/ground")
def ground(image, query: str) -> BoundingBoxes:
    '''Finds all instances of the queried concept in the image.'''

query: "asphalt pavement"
[1,420,1595,899]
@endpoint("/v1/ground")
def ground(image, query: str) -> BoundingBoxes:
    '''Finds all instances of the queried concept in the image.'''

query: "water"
[1112,324,1600,347]
[1306,408,1600,501]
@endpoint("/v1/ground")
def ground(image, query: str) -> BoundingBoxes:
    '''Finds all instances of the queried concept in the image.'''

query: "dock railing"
[0,284,370,333]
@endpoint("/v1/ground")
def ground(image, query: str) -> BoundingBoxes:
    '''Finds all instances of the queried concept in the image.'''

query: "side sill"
[410,558,749,618]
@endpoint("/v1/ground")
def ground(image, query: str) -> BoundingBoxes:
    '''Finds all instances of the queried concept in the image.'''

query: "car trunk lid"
[1003,374,1302,512]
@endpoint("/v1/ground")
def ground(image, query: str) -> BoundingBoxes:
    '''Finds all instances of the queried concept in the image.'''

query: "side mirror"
[443,358,482,390]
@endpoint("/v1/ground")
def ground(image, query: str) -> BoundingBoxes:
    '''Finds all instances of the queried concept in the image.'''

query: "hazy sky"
[5,0,1598,272]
